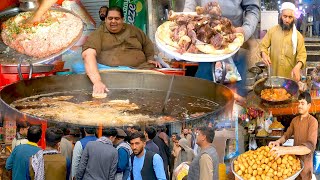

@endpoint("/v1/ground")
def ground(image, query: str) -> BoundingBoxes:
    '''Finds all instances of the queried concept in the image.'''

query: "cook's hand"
[291,64,301,81]
[29,0,57,23]
[233,27,245,36]
[148,60,162,68]
[261,52,271,65]
[270,146,288,159]
[93,81,109,94]
[268,140,280,148]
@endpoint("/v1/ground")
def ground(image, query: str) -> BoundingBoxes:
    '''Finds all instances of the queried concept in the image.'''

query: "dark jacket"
[145,140,160,154]
[76,138,118,180]
[130,150,157,180]
[153,135,170,180]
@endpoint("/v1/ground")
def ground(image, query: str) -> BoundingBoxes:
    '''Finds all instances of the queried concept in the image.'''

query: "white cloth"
[31,150,45,180]
[280,2,298,55]
[31,149,59,180]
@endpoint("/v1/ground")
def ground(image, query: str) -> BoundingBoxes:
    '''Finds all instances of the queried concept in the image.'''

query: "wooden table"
[246,92,320,116]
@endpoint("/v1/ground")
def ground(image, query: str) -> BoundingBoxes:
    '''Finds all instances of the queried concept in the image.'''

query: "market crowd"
[5,123,218,180]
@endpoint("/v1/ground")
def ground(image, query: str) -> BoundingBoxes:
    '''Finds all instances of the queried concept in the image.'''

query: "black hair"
[175,135,181,141]
[102,127,117,137]
[129,125,141,131]
[83,126,97,135]
[198,126,215,143]
[145,126,157,140]
[107,6,124,18]
[17,121,30,132]
[45,127,63,148]
[100,6,108,10]
[123,129,131,142]
[157,125,166,132]
[55,123,69,135]
[130,131,146,142]
[298,91,312,104]
[171,132,178,136]
[27,125,42,143]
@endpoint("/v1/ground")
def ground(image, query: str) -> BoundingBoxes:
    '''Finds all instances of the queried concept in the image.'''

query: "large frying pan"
[253,76,299,104]
[0,7,83,65]
[0,72,234,127]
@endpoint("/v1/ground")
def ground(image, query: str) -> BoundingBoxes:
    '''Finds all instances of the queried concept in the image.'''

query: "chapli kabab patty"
[1,10,83,58]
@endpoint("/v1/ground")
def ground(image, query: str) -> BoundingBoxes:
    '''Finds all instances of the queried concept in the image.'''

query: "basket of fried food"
[232,146,304,180]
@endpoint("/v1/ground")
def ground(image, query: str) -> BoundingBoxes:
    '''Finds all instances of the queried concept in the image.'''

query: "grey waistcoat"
[187,145,219,180]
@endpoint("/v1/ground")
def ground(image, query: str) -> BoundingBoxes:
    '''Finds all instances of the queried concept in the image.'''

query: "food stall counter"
[247,92,320,116]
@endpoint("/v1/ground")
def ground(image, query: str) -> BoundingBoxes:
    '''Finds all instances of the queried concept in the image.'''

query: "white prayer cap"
[280,2,296,12]
[280,2,298,55]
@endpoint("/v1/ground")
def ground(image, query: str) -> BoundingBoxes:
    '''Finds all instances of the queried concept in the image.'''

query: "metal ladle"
[265,64,274,91]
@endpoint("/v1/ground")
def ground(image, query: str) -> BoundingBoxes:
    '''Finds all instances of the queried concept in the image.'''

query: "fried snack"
[92,92,107,99]
[261,88,291,101]
[269,120,285,129]
[233,146,302,180]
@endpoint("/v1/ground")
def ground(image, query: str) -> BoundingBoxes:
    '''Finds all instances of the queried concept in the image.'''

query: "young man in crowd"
[114,128,132,180]
[180,128,192,148]
[56,123,73,161]
[144,126,160,154]
[29,127,71,180]
[130,132,166,180]
[71,126,97,179]
[76,128,118,180]
[127,125,141,135]
[153,125,170,179]
[6,125,42,180]
[11,121,30,150]
[174,138,195,170]
[188,127,219,180]
[170,135,181,179]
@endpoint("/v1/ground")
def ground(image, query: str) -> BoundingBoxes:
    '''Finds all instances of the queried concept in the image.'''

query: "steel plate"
[154,12,241,62]
[155,34,240,62]
[0,7,83,65]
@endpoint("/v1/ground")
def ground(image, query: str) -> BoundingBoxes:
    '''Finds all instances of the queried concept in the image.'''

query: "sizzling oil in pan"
[11,89,220,126]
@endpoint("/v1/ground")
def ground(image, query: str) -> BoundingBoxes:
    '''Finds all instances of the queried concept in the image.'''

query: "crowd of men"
[5,123,218,180]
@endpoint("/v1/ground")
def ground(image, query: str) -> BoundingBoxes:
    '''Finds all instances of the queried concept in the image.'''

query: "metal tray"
[268,135,282,138]
[0,7,83,65]
[232,157,304,180]
[270,128,285,131]
[1,64,54,74]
